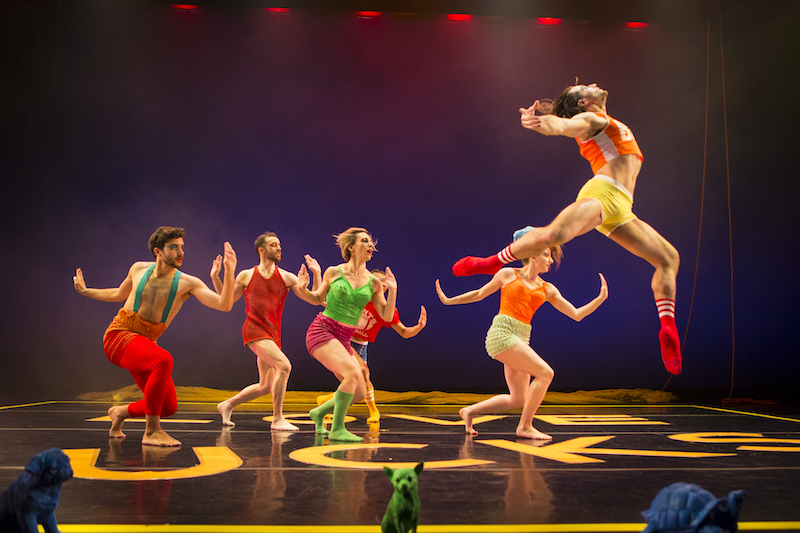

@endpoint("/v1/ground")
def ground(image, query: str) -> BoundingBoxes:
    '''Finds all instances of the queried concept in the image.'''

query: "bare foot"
[460,407,478,436]
[217,401,235,427]
[270,418,299,431]
[516,426,552,440]
[142,430,182,447]
[108,406,128,438]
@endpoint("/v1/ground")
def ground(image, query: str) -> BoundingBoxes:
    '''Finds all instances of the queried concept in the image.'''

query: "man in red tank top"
[452,83,682,376]
[211,232,322,430]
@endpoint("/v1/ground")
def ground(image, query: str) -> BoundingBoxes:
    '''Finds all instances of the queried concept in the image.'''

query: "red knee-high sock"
[453,245,518,277]
[656,299,682,375]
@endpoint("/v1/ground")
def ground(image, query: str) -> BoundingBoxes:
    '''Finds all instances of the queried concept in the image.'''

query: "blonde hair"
[334,227,374,261]
[521,245,563,269]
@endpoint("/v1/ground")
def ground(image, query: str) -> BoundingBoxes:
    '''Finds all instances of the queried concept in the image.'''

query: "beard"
[266,251,281,263]
[164,256,183,269]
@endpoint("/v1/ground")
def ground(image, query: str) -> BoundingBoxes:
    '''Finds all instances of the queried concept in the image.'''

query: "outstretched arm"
[547,273,608,321]
[190,242,238,311]
[519,101,599,138]
[371,267,397,322]
[73,266,134,302]
[435,268,514,306]
[390,305,427,339]
[292,264,332,306]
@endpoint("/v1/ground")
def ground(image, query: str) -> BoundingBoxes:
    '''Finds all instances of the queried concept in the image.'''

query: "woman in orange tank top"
[436,227,608,440]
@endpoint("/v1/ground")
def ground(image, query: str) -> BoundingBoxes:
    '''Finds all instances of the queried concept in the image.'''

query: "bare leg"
[609,219,682,374]
[460,355,530,436]
[219,339,298,430]
[142,415,181,447]
[453,199,601,276]
[108,405,129,438]
[495,343,554,440]
[311,339,366,441]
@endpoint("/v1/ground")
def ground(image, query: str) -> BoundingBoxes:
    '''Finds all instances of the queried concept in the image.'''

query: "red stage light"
[265,7,290,13]
[537,17,561,25]
[625,21,649,28]
[356,11,381,18]
[448,13,472,21]
[172,4,197,9]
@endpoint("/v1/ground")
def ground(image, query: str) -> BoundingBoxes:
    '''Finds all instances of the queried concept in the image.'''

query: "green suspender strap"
[160,270,182,323]
[132,264,156,314]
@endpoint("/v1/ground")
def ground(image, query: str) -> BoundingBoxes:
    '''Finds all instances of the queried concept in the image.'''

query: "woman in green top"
[296,227,397,442]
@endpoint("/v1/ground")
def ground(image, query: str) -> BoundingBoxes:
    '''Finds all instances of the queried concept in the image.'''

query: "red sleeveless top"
[242,266,289,347]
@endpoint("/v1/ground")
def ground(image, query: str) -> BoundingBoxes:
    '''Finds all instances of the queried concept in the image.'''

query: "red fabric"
[452,255,504,277]
[658,315,682,375]
[242,267,289,348]
[353,301,400,342]
[113,334,178,418]
[103,308,168,365]
[305,313,356,356]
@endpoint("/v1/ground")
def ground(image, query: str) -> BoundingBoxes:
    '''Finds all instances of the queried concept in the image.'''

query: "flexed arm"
[519,101,599,138]
[293,264,334,306]
[73,266,133,302]
[547,273,608,322]
[391,305,427,339]
[209,255,245,303]
[435,268,514,306]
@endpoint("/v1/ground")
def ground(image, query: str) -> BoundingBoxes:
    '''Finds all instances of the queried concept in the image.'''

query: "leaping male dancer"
[74,226,237,446]
[452,83,682,374]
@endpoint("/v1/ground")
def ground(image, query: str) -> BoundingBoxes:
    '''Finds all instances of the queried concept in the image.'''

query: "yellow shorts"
[576,175,637,236]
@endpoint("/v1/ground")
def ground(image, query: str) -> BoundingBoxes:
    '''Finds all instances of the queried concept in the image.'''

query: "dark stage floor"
[1,399,799,532]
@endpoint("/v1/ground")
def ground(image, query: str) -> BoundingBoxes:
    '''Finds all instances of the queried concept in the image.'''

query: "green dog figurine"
[381,462,423,533]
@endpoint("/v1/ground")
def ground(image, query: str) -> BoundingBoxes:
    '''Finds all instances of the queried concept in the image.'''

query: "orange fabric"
[103,308,167,365]
[498,274,547,324]
[577,113,643,175]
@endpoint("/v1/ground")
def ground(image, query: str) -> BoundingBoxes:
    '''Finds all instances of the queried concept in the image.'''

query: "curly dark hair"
[148,226,185,258]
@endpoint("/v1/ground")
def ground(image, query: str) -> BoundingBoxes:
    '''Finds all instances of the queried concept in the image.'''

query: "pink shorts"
[305,313,356,356]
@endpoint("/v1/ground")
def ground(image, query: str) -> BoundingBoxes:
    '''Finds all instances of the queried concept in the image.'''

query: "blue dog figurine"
[0,448,73,533]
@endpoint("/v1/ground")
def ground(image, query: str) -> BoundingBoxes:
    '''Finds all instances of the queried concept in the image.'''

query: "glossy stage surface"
[1,400,799,532]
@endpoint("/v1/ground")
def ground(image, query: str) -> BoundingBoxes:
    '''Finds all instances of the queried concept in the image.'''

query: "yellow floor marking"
[535,415,669,425]
[87,416,212,424]
[262,414,355,425]
[384,414,506,426]
[691,405,800,423]
[64,446,242,480]
[0,401,55,410]
[478,437,735,464]
[289,442,494,469]
[670,432,800,451]
[43,522,800,532]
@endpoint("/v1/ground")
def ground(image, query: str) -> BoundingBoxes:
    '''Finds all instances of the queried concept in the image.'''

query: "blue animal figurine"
[0,448,74,533]
[641,482,747,533]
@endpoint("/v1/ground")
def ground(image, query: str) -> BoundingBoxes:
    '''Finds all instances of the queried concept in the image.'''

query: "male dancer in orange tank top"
[211,231,321,430]
[74,226,238,446]
[452,83,682,375]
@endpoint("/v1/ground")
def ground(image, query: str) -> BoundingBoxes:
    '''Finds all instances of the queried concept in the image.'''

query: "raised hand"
[222,242,237,273]
[417,305,427,328]
[297,263,309,288]
[383,266,397,292]
[434,279,451,305]
[73,268,87,294]
[597,273,608,300]
[210,255,222,280]
[305,254,321,277]
[519,100,542,130]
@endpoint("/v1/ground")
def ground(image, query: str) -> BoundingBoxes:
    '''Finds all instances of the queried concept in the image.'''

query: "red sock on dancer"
[656,299,682,375]
[453,245,518,277]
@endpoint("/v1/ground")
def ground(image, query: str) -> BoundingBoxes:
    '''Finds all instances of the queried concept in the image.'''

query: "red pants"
[115,335,178,418]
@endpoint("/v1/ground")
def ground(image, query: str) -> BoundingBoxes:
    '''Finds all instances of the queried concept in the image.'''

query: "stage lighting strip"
[46,521,800,532]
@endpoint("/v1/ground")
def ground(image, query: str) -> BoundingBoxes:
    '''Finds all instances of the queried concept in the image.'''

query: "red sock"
[452,245,517,277]
[656,299,682,375]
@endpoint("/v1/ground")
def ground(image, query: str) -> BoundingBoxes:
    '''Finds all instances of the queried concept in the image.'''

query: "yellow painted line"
[262,414,356,425]
[478,437,735,464]
[535,415,668,426]
[87,417,213,424]
[64,446,242,481]
[690,405,800,423]
[43,523,800,532]
[0,401,56,410]
[289,442,493,469]
[384,414,506,426]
